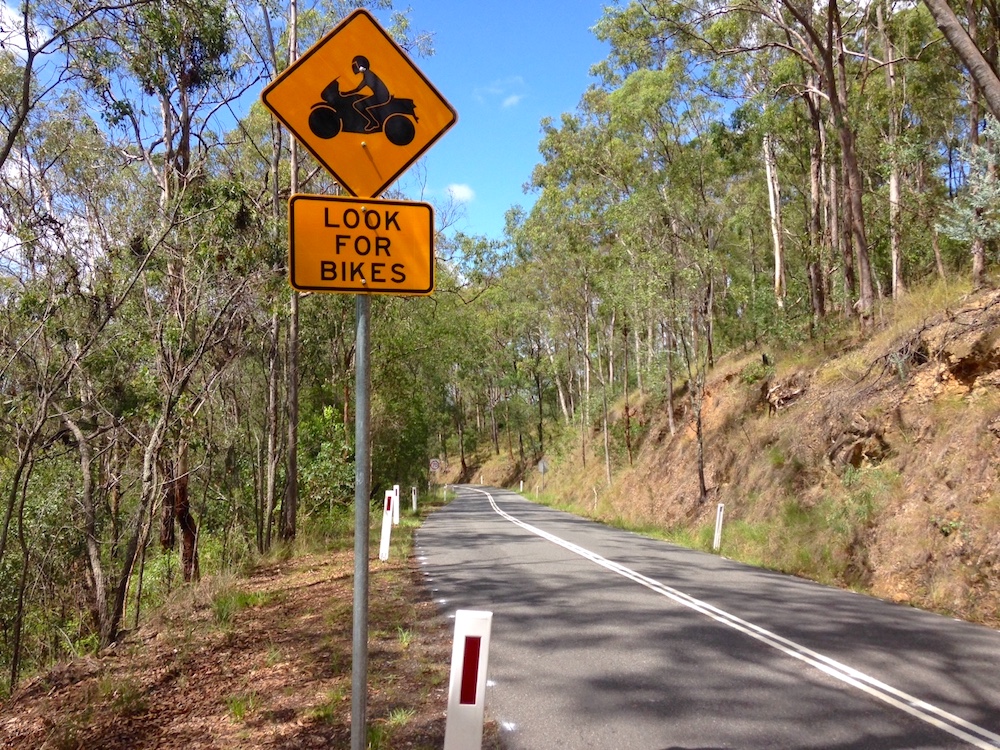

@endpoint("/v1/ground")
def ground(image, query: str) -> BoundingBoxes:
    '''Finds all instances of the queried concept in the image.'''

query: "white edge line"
[467,487,1000,750]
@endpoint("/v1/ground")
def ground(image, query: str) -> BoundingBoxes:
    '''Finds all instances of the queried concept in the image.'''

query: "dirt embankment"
[0,547,501,750]
[495,288,1000,627]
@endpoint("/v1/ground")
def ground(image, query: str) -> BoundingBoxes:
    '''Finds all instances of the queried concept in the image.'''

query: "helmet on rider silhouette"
[351,55,369,73]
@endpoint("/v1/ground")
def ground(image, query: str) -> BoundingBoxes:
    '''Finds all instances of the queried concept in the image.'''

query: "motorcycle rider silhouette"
[309,54,418,146]
[336,55,388,132]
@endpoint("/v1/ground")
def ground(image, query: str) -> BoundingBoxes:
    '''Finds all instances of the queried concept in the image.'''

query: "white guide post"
[411,486,417,512]
[713,502,725,552]
[378,490,393,561]
[392,484,400,526]
[444,610,493,750]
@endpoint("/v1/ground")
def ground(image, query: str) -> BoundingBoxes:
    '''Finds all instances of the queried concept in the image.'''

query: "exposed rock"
[827,412,891,470]
[765,371,809,415]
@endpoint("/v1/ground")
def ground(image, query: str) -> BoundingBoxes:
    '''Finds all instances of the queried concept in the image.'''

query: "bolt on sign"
[288,194,434,295]
[261,8,457,198]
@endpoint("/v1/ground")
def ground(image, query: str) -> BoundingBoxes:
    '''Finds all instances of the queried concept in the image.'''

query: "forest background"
[3,0,1000,698]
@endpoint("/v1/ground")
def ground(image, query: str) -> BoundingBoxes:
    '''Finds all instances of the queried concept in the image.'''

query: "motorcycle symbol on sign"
[308,54,418,146]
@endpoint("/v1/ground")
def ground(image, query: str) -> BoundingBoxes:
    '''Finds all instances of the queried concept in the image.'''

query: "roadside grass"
[528,465,899,593]
[224,691,262,721]
[0,486,505,749]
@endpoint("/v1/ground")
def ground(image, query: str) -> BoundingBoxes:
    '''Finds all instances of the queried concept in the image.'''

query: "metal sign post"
[261,10,456,749]
[351,295,371,750]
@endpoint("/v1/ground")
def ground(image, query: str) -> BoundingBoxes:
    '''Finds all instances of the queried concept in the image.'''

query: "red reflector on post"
[445,610,492,750]
[459,636,482,705]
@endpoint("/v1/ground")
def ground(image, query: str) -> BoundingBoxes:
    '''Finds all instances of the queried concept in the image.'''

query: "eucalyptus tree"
[521,104,625,479]
[938,116,1000,257]
[67,0,273,579]
[922,0,1000,121]
[0,83,173,679]
[0,0,161,172]
[596,0,880,323]
[853,2,966,288]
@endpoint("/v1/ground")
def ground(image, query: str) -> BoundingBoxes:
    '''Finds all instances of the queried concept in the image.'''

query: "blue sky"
[390,0,612,242]
[1,0,611,244]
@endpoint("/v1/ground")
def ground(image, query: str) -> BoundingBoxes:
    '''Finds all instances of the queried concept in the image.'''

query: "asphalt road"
[415,485,1000,750]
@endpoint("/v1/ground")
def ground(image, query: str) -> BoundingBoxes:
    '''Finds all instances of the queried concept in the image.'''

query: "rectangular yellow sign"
[289,194,434,295]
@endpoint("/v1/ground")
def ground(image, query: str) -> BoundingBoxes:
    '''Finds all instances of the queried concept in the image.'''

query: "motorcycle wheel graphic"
[383,114,415,146]
[308,105,340,139]
[307,104,415,146]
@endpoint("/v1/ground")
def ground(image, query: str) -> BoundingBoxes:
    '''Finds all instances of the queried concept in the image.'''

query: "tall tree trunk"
[282,0,301,542]
[133,495,154,629]
[544,334,571,423]
[108,412,171,644]
[637,316,646,397]
[454,388,468,475]
[261,0,284,554]
[968,0,988,289]
[923,0,1000,121]
[623,323,633,467]
[832,144,856,313]
[9,457,34,690]
[695,399,708,503]
[933,227,947,279]
[264,313,280,551]
[763,133,786,306]
[175,441,199,583]
[704,277,715,368]
[489,388,500,454]
[583,282,592,467]
[879,2,905,299]
[805,85,827,326]
[806,81,825,258]
[534,370,544,456]
[665,324,676,438]
[62,415,113,644]
[830,0,875,324]
[283,283,300,540]
[679,312,708,504]
[505,399,515,462]
[595,327,612,486]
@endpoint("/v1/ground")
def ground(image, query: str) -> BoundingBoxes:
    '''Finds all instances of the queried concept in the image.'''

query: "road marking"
[467,487,1000,750]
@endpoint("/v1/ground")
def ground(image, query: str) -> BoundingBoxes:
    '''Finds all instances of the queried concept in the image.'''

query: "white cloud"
[446,184,475,204]
[1,1,49,59]
[473,76,527,109]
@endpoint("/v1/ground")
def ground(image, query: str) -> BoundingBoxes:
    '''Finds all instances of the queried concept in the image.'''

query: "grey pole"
[351,295,371,750]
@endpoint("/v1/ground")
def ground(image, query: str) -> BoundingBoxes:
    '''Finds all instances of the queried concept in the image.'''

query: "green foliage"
[211,587,273,627]
[938,116,1000,246]
[301,406,355,516]
[308,686,349,723]
[131,0,231,95]
[739,360,775,385]
[224,691,262,721]
[396,626,414,649]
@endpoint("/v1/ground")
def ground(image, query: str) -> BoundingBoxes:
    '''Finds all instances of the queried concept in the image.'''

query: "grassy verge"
[0,488,502,750]
[530,465,894,593]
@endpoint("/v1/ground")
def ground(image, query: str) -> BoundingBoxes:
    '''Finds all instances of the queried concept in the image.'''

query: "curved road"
[416,485,1000,750]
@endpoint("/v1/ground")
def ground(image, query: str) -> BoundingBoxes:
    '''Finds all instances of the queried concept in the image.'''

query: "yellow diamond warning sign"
[262,9,457,198]
[288,195,434,295]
